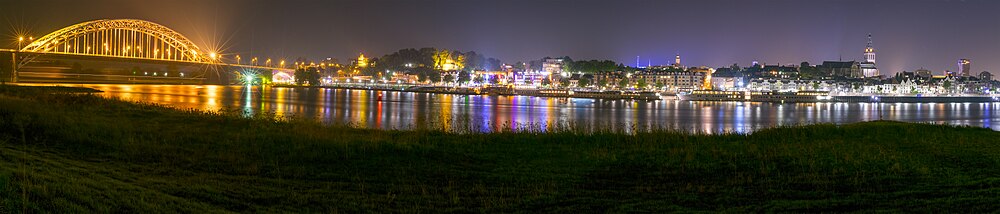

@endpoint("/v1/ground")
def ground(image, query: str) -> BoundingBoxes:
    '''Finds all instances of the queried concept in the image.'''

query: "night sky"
[3,0,999,74]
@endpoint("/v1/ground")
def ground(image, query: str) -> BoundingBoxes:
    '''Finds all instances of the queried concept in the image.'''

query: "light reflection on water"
[54,84,1000,133]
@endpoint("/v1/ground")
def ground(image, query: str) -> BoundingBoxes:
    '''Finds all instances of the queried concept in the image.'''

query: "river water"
[50,84,1000,133]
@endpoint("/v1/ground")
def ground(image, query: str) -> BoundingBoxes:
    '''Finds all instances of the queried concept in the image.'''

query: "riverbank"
[1,85,999,212]
[280,84,1000,103]
[276,84,664,100]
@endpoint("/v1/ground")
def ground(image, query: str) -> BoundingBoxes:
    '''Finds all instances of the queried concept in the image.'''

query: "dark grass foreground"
[1,85,999,212]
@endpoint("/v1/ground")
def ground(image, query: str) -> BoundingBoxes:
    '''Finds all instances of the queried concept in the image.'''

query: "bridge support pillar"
[10,52,17,83]
[0,51,14,84]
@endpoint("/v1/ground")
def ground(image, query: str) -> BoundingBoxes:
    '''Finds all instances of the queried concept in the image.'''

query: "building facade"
[915,68,933,79]
[819,61,861,78]
[636,70,707,91]
[959,59,971,77]
[592,70,708,92]
[979,71,993,82]
[747,79,834,92]
[542,58,565,78]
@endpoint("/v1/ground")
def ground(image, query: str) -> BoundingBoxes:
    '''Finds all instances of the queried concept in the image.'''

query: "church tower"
[672,53,681,68]
[860,34,879,77]
[864,34,875,63]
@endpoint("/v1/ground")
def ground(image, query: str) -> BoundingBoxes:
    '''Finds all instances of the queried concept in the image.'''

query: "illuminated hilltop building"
[356,53,368,68]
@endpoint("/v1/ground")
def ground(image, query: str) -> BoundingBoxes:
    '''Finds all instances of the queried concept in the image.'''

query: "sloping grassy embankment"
[1,85,999,212]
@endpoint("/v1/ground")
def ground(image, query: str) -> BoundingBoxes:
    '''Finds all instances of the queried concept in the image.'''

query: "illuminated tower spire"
[867,34,872,47]
[864,34,875,63]
[860,34,879,77]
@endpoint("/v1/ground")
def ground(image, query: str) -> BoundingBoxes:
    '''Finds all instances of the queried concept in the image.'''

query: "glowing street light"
[209,52,218,61]
[235,55,241,65]
[280,60,285,68]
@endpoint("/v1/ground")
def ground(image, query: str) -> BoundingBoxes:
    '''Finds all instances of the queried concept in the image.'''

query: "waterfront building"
[688,66,714,89]
[747,79,833,92]
[592,70,707,92]
[513,64,549,87]
[389,73,421,84]
[542,58,566,78]
[860,34,879,78]
[710,76,740,90]
[710,67,745,90]
[475,66,515,86]
[859,79,933,95]
[968,71,997,94]
[637,70,707,92]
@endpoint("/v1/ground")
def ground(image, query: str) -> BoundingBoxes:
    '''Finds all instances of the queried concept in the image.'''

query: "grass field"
[1,85,999,212]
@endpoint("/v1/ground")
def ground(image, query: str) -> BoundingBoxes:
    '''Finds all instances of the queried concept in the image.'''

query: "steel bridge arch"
[21,19,208,63]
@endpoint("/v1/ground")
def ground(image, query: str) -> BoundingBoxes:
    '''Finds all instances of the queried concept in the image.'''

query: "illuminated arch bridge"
[21,19,213,63]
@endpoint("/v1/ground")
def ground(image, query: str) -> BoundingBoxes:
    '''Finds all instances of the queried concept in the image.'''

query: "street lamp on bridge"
[236,55,241,65]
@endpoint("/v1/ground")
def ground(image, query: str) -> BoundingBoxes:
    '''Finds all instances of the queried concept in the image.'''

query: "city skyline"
[3,1,1000,212]
[3,0,999,75]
